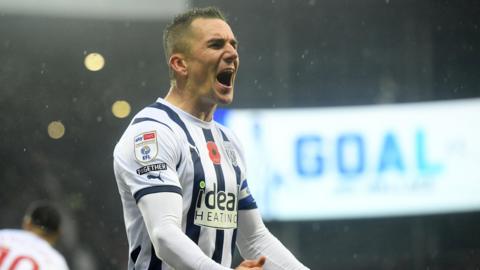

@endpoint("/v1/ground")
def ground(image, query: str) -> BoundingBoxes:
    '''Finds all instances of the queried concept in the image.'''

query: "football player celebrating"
[113,6,309,270]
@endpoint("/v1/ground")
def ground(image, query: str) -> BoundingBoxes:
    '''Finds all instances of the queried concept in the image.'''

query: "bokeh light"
[47,121,66,139]
[112,100,131,118]
[84,52,105,71]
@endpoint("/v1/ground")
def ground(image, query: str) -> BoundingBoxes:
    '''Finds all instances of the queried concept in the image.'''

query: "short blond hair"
[163,7,227,80]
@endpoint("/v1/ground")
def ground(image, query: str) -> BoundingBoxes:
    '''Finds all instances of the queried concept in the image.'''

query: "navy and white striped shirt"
[113,98,257,269]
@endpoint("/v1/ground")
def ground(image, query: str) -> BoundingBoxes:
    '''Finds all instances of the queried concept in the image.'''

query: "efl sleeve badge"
[134,131,158,164]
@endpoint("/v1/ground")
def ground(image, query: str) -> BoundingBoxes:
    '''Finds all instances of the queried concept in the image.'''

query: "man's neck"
[164,86,216,122]
[27,227,57,246]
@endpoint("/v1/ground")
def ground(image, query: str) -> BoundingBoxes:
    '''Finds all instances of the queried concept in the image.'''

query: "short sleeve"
[114,121,184,203]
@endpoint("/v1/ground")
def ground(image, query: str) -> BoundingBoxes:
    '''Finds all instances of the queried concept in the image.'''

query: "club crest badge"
[223,141,238,167]
[134,131,158,163]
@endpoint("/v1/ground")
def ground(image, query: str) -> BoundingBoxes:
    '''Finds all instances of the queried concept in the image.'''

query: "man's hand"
[235,256,266,270]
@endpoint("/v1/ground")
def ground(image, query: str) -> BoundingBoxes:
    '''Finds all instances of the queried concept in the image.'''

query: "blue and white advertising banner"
[218,98,480,220]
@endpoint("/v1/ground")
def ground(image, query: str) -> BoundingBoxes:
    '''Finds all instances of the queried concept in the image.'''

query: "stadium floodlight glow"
[47,121,65,139]
[84,52,105,72]
[112,100,131,119]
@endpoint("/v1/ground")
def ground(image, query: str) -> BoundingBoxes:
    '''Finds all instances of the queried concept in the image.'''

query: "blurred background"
[1,0,480,269]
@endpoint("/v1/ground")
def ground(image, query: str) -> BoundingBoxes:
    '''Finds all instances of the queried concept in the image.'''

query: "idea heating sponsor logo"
[194,182,238,229]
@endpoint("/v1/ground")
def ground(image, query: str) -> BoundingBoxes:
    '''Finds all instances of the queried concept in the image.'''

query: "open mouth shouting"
[216,68,235,89]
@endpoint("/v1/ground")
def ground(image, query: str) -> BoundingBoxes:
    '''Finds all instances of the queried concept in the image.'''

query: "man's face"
[184,18,239,105]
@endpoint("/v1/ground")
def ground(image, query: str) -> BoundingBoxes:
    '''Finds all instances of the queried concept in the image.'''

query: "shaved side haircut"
[163,7,227,79]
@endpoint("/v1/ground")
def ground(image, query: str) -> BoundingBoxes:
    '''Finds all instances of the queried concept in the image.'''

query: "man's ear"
[22,217,33,231]
[169,54,188,77]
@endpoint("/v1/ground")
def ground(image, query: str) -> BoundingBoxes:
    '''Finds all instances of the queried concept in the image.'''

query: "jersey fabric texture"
[113,98,257,270]
[0,229,69,270]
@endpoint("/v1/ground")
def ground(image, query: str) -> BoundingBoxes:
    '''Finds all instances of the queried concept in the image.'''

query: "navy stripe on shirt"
[218,128,241,258]
[148,244,163,270]
[131,117,173,132]
[149,102,205,244]
[148,103,195,145]
[203,128,226,264]
[131,245,141,267]
[219,128,257,211]
[133,185,182,203]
